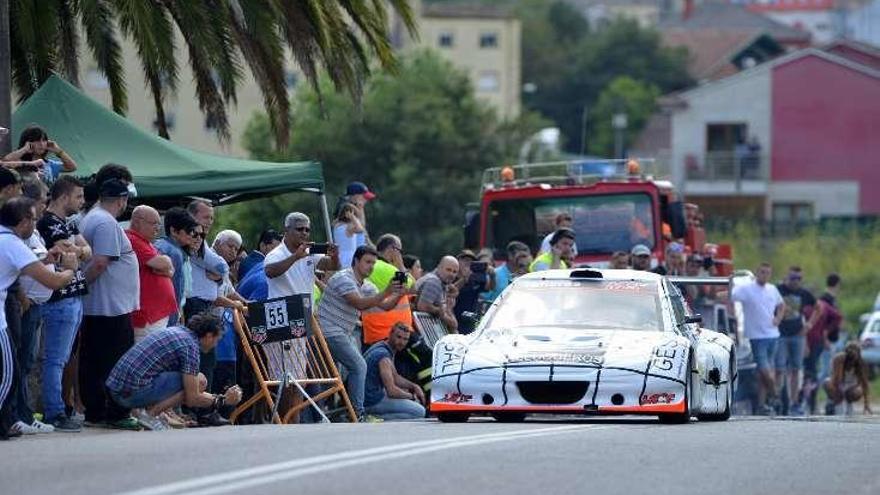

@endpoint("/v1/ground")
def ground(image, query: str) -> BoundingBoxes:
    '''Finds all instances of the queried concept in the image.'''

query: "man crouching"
[105,314,243,430]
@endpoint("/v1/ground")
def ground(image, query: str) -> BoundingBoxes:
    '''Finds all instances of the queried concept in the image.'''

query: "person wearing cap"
[482,241,530,302]
[539,213,579,258]
[264,212,340,298]
[630,244,652,271]
[452,250,494,334]
[343,181,376,240]
[78,177,140,430]
[238,229,282,281]
[155,207,201,327]
[530,229,575,272]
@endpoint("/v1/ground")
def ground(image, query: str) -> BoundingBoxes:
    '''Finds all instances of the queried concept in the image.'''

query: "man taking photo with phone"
[264,212,340,298]
[318,246,404,422]
[453,250,494,335]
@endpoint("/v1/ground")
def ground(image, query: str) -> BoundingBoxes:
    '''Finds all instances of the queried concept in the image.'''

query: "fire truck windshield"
[487,193,655,257]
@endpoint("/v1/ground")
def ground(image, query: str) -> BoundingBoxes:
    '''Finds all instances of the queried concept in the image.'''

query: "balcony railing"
[685,151,768,182]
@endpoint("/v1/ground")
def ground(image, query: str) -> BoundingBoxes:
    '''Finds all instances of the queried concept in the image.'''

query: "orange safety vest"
[362,259,414,345]
[362,295,413,345]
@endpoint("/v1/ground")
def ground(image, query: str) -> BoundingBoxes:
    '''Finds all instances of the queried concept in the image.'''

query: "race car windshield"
[484,279,663,332]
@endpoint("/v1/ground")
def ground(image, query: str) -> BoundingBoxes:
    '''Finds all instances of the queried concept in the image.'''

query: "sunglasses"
[295,226,311,233]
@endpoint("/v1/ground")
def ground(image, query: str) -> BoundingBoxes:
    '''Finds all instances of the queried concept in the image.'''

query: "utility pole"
[612,112,628,159]
[579,104,588,157]
[0,0,11,154]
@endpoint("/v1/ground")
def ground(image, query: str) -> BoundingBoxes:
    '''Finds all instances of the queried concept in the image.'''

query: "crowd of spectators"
[0,126,872,439]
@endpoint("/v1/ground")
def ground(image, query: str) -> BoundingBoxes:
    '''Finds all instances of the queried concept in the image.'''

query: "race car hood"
[462,327,688,371]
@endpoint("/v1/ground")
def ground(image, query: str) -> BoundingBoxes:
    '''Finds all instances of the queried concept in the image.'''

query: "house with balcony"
[650,42,880,223]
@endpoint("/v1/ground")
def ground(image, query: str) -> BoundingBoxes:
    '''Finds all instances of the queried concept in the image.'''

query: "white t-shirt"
[333,224,366,269]
[0,227,40,331]
[264,242,323,298]
[19,230,53,303]
[732,281,784,339]
[539,232,579,257]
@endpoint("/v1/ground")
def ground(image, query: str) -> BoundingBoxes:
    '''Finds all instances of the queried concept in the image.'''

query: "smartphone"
[309,243,329,255]
[392,271,408,285]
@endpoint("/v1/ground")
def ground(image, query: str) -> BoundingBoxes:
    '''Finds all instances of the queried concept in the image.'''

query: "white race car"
[431,269,736,423]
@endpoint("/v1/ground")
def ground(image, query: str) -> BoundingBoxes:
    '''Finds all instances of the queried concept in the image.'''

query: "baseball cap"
[630,244,651,256]
[99,178,130,198]
[346,181,376,200]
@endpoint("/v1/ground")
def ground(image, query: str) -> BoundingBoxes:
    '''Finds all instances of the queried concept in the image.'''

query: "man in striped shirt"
[317,245,404,421]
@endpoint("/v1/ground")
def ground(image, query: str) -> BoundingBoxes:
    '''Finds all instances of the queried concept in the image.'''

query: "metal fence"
[685,151,768,181]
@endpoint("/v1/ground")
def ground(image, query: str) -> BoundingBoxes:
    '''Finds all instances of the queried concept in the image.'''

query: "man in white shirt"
[264,212,340,299]
[0,197,77,439]
[732,262,786,415]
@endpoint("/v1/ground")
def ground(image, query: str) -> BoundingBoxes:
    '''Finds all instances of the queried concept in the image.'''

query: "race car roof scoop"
[570,269,603,279]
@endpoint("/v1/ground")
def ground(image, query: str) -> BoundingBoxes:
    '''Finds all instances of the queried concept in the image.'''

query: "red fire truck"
[463,159,731,273]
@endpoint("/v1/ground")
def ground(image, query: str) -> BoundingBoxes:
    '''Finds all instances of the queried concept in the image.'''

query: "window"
[772,203,813,224]
[487,193,656,256]
[477,71,500,92]
[479,32,498,48]
[438,31,454,48]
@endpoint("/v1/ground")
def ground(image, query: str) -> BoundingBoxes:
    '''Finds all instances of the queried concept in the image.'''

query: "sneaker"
[789,404,805,416]
[48,415,82,433]
[30,419,55,434]
[134,410,168,431]
[10,421,38,435]
[106,417,142,431]
[757,405,775,416]
[357,414,384,423]
[70,411,85,424]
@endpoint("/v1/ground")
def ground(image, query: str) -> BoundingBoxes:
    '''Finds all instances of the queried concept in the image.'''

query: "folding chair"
[229,310,357,424]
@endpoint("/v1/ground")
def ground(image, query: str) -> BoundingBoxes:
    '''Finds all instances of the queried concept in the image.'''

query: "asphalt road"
[2,415,878,495]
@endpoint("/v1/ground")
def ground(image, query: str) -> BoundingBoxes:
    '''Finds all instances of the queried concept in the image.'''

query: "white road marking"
[119,424,612,495]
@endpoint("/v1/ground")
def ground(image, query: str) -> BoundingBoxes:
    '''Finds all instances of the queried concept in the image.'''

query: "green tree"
[4,0,416,148]
[587,76,659,157]
[220,50,546,265]
[524,15,691,154]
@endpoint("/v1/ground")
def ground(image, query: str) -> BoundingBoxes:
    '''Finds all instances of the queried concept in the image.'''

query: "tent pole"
[318,192,333,243]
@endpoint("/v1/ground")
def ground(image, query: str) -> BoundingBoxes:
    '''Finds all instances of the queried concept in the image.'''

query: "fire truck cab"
[464,159,720,269]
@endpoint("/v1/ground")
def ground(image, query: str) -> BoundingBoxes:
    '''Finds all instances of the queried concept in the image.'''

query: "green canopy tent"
[11,75,333,234]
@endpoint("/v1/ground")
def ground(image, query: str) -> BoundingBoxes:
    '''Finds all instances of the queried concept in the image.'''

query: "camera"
[392,271,408,285]
[309,243,329,255]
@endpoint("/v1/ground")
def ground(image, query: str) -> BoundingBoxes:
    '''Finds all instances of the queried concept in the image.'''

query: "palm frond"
[56,0,81,86]
[165,0,231,141]
[226,0,291,148]
[79,0,127,113]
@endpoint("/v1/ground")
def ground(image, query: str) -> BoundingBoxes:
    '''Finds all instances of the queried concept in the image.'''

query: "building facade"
[664,45,880,222]
[75,1,522,157]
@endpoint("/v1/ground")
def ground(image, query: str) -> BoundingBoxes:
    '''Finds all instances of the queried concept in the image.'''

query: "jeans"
[185,298,216,391]
[41,297,83,420]
[365,396,426,420]
[109,372,182,409]
[79,314,134,423]
[1,294,22,427]
[775,335,805,371]
[324,330,366,416]
[14,304,42,423]
[750,338,778,372]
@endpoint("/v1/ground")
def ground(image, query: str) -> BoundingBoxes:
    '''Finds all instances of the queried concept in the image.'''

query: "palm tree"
[6,0,417,148]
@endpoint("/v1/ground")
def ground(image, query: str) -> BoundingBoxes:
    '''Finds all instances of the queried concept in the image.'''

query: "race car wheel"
[697,350,734,422]
[437,412,471,423]
[658,353,692,425]
[491,412,527,423]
